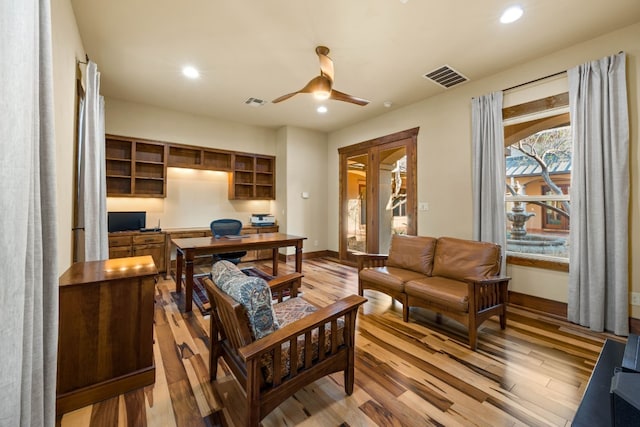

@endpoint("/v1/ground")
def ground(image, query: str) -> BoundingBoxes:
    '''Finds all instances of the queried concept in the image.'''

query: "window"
[504,106,571,264]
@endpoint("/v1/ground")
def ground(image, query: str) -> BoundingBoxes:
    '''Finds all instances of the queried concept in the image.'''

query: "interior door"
[339,128,418,263]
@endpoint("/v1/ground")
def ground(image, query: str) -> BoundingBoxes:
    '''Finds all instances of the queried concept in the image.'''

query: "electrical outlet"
[631,292,640,306]
[419,202,429,211]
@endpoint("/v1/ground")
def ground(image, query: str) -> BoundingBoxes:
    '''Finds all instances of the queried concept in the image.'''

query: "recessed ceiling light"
[317,105,328,114]
[182,65,200,79]
[500,5,523,24]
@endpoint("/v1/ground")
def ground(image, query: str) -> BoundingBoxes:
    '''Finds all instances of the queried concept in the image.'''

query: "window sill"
[506,254,569,272]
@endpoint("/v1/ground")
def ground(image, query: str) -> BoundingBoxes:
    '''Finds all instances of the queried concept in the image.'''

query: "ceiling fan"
[272,46,370,106]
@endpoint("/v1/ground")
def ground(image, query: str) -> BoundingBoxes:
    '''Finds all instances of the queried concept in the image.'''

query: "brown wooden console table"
[172,232,305,312]
[56,256,157,416]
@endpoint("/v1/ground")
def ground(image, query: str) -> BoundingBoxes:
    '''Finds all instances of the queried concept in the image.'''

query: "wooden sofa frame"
[203,273,367,426]
[357,237,510,350]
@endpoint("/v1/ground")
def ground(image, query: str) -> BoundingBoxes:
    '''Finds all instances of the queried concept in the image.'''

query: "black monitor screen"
[108,211,146,232]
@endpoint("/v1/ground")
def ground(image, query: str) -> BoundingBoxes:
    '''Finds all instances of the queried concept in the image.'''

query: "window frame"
[503,93,571,271]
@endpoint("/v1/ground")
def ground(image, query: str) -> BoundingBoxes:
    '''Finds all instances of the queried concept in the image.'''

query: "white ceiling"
[70,0,640,132]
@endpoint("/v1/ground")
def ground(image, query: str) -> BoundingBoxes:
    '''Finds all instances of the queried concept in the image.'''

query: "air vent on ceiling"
[245,97,266,107]
[423,65,468,89]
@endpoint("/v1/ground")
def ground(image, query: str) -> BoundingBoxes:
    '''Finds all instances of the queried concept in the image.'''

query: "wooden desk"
[172,232,306,312]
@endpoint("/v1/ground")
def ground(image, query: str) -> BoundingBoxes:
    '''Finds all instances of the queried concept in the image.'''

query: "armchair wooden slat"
[204,273,366,427]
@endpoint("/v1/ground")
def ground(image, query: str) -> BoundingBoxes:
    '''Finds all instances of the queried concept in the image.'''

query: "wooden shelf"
[106,135,167,197]
[229,154,275,200]
[107,135,274,200]
[167,144,233,171]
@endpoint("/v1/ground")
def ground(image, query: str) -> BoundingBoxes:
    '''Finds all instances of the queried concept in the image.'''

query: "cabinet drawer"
[133,234,165,245]
[171,231,207,239]
[109,246,133,259]
[109,235,132,247]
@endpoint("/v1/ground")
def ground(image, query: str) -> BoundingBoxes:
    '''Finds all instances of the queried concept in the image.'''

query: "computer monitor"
[107,211,146,232]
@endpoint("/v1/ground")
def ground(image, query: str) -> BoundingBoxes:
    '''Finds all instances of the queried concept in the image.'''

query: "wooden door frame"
[338,127,419,263]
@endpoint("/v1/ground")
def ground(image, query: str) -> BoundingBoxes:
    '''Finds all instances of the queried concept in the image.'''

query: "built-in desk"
[572,339,626,426]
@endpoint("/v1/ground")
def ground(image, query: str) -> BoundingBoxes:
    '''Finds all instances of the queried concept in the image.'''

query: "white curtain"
[568,52,629,335]
[472,92,507,273]
[77,61,108,261]
[0,0,58,425]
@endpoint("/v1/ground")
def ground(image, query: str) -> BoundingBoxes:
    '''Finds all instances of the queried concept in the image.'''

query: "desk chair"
[210,219,247,264]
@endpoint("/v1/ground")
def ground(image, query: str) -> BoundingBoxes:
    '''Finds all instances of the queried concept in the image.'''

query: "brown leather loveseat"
[357,235,510,350]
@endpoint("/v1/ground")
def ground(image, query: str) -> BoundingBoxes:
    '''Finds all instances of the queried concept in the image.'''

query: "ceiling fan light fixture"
[313,90,331,100]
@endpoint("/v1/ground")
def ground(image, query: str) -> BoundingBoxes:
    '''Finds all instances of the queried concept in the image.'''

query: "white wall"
[280,127,328,255]
[328,23,640,314]
[51,0,86,275]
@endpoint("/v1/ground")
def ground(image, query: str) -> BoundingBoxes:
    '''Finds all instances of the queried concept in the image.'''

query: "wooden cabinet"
[56,256,157,416]
[167,144,233,171]
[106,135,167,197]
[108,231,166,273]
[106,135,275,200]
[229,154,275,200]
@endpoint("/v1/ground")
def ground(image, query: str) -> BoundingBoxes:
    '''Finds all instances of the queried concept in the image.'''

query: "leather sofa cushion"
[386,235,438,275]
[432,237,500,281]
[405,276,469,312]
[359,266,427,293]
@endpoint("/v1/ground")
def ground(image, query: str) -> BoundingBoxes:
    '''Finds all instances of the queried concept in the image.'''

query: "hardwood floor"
[58,258,624,427]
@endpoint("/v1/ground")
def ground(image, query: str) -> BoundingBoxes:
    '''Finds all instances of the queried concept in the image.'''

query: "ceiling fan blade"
[273,75,332,103]
[329,89,370,106]
[272,91,300,103]
[316,46,334,82]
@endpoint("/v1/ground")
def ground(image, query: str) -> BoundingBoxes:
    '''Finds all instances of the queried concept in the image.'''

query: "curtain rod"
[76,54,90,65]
[502,70,567,92]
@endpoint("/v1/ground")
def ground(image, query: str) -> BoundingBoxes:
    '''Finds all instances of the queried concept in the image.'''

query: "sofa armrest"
[464,275,511,313]
[463,275,511,286]
[268,272,303,301]
[354,252,389,271]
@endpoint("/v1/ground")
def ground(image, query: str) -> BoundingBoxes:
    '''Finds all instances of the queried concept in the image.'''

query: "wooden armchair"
[203,265,366,427]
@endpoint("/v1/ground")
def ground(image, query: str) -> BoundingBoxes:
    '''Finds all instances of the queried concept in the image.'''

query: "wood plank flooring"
[58,258,625,427]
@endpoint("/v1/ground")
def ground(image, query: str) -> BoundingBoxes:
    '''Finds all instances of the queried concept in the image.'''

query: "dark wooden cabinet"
[106,135,167,197]
[167,144,233,171]
[108,232,166,273]
[106,135,276,200]
[56,256,157,416]
[229,154,275,200]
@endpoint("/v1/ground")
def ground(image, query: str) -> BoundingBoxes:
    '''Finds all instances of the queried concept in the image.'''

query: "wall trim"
[508,291,567,318]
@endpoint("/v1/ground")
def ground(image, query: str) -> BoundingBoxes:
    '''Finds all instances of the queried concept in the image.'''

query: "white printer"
[250,213,276,226]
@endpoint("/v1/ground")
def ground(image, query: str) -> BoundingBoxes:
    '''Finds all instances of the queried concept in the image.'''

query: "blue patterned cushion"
[210,260,279,339]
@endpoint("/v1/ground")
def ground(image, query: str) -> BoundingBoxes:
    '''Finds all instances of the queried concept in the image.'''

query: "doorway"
[338,128,418,263]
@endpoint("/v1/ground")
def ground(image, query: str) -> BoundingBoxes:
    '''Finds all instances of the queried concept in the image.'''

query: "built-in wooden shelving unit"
[105,134,275,200]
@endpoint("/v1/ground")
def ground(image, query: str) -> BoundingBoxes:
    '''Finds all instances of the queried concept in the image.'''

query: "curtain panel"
[77,61,108,261]
[568,52,629,335]
[0,0,58,425]
[472,92,507,273]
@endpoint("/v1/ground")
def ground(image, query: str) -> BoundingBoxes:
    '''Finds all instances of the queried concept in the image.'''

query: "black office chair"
[210,219,247,264]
